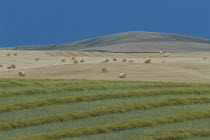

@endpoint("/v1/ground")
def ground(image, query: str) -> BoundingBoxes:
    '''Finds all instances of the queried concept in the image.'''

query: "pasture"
[0,79,210,140]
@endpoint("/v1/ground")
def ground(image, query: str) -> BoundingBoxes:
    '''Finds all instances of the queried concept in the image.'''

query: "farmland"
[0,79,210,140]
[0,50,210,83]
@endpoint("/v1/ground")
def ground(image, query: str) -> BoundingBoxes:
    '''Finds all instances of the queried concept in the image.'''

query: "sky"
[0,0,210,48]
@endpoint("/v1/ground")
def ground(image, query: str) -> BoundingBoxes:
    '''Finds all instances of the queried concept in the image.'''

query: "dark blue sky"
[0,0,210,48]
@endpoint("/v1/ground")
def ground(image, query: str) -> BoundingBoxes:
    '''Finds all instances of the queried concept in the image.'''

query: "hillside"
[13,31,210,52]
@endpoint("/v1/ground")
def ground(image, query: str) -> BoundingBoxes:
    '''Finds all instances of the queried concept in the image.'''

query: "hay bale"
[105,59,109,62]
[35,58,39,61]
[61,59,65,62]
[73,60,78,64]
[123,59,126,62]
[71,57,76,60]
[11,64,16,69]
[119,72,126,78]
[164,53,169,57]
[159,51,163,54]
[145,58,151,64]
[18,71,25,76]
[113,58,117,61]
[102,68,108,73]
[7,53,10,56]
[7,66,12,69]
[80,59,85,63]
[13,53,18,56]
[7,64,16,69]
[129,60,133,63]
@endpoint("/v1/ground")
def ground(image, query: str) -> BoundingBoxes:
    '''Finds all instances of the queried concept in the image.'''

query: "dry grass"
[0,50,210,83]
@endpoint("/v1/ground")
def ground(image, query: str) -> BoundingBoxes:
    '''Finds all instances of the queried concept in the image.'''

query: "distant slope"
[14,31,210,52]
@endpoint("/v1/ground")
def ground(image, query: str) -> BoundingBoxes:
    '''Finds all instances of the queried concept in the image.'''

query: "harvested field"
[0,79,210,140]
[0,51,209,83]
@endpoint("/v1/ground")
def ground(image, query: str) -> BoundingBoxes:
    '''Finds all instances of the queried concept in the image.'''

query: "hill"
[13,31,210,52]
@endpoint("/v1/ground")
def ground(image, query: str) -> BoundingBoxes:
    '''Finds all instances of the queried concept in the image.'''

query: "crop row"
[127,129,210,140]
[0,79,143,88]
[1,79,209,87]
[1,97,210,131]
[1,81,210,97]
[1,88,210,113]
[4,109,210,140]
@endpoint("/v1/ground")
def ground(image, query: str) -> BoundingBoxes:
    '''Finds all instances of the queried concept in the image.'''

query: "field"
[0,50,210,83]
[0,79,210,140]
[0,50,210,140]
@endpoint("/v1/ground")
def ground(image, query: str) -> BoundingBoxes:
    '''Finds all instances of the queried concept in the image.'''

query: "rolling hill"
[13,31,210,52]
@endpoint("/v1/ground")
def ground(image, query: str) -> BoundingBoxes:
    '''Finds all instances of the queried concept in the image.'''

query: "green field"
[1,79,210,140]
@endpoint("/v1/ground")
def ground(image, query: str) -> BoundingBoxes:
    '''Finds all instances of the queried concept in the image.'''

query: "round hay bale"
[164,53,169,57]
[11,64,16,69]
[7,64,16,69]
[35,58,39,61]
[71,57,76,60]
[145,58,151,64]
[14,53,18,56]
[129,60,133,63]
[7,66,12,69]
[113,58,117,61]
[7,53,10,56]
[102,68,108,73]
[0,64,3,67]
[19,71,25,76]
[123,59,126,62]
[61,59,65,62]
[159,51,163,54]
[119,72,126,78]
[80,59,85,63]
[73,60,78,64]
[105,59,109,62]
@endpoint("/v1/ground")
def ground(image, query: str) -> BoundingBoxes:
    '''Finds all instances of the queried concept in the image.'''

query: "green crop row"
[1,80,210,97]
[1,97,210,131]
[127,129,210,140]
[0,81,141,96]
[1,88,210,113]
[4,109,210,140]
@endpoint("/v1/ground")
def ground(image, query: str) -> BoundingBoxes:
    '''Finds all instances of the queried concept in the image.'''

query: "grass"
[4,109,210,140]
[1,88,210,113]
[127,129,210,140]
[2,103,210,139]
[1,97,210,131]
[1,79,210,140]
[1,86,209,106]
[2,93,210,123]
[1,81,210,97]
